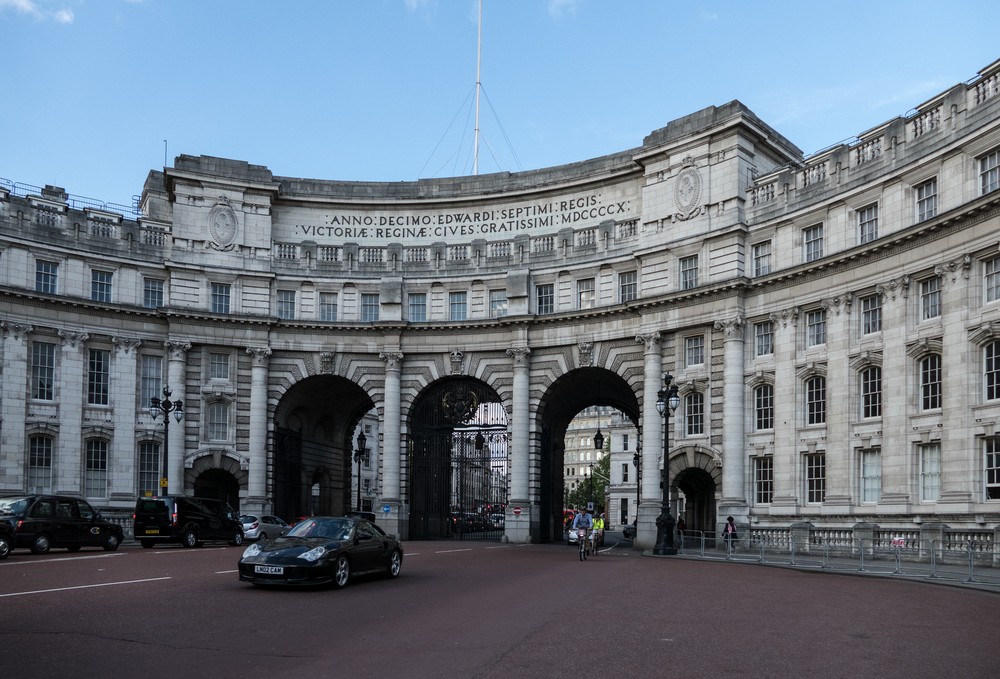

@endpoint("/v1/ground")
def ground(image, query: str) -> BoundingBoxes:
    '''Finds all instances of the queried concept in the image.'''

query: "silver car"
[240,514,291,541]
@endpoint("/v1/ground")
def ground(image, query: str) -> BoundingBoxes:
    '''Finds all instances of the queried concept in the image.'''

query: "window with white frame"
[806,309,826,347]
[986,256,1000,303]
[805,452,826,503]
[35,259,58,294]
[915,178,937,221]
[210,282,231,314]
[619,271,637,303]
[987,340,1000,402]
[361,293,379,322]
[980,148,1000,195]
[754,321,773,357]
[577,278,596,309]
[138,442,161,497]
[920,277,941,320]
[680,256,699,290]
[28,436,53,494]
[861,294,882,335]
[206,401,230,441]
[684,392,704,436]
[803,224,824,263]
[276,290,296,320]
[754,456,773,504]
[685,336,704,367]
[986,437,1000,500]
[143,278,164,309]
[449,291,468,321]
[858,203,879,244]
[920,354,942,410]
[319,292,338,321]
[536,283,554,315]
[140,354,163,406]
[861,366,881,419]
[805,376,826,425]
[919,443,941,502]
[31,341,56,401]
[91,270,113,303]
[860,448,882,503]
[85,439,108,498]
[489,289,509,317]
[87,348,110,406]
[752,241,772,276]
[408,293,427,322]
[208,352,230,381]
[754,384,774,430]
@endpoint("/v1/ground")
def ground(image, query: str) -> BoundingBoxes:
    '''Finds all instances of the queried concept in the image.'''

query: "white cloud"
[548,0,582,18]
[0,0,74,23]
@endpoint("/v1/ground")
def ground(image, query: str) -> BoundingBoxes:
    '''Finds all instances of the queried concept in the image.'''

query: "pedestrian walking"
[723,515,738,552]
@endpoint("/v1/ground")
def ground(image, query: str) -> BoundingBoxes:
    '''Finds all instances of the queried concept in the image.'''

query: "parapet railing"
[675,530,1000,590]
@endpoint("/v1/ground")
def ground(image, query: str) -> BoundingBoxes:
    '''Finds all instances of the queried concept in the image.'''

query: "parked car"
[240,514,291,541]
[238,515,403,588]
[0,494,123,555]
[0,519,14,559]
[623,522,637,539]
[133,496,243,548]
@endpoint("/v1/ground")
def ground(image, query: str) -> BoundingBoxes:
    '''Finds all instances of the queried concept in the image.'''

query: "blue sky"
[2,0,998,208]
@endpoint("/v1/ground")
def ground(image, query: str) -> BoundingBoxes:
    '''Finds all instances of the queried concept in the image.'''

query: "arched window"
[920,354,942,410]
[806,376,826,425]
[685,392,704,436]
[860,366,882,419]
[754,384,774,430]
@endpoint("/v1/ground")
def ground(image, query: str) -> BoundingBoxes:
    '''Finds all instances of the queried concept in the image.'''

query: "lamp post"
[588,462,595,505]
[653,374,680,555]
[149,386,184,497]
[353,430,367,512]
[633,446,641,526]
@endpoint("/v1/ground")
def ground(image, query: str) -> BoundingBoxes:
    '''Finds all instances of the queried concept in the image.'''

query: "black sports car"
[238,515,403,588]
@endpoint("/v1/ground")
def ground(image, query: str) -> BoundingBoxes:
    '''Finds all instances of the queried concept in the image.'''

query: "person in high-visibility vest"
[591,512,605,552]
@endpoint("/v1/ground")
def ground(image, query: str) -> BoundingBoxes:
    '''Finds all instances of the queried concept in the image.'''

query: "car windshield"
[286,518,353,540]
[0,497,28,516]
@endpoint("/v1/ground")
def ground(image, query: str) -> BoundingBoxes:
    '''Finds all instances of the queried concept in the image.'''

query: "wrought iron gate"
[408,380,508,540]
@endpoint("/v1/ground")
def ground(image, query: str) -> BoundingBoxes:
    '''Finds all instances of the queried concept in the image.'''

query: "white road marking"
[215,569,239,574]
[434,548,473,554]
[0,553,125,566]
[0,576,172,598]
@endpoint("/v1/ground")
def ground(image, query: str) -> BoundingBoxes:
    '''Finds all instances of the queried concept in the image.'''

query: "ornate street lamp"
[354,430,367,512]
[149,386,184,497]
[653,374,680,555]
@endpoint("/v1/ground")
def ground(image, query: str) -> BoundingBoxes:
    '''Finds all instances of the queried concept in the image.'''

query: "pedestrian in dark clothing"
[723,515,738,551]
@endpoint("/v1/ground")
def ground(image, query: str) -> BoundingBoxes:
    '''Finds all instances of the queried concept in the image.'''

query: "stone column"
[715,315,746,516]
[56,329,88,495]
[505,346,531,543]
[111,336,141,501]
[165,340,190,496]
[0,322,32,492]
[635,332,662,550]
[375,351,403,525]
[246,346,271,511]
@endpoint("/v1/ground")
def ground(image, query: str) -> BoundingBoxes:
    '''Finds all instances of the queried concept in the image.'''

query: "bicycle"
[589,529,599,557]
[577,527,588,561]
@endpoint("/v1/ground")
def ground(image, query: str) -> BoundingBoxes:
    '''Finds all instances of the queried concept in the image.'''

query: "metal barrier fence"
[675,530,1000,590]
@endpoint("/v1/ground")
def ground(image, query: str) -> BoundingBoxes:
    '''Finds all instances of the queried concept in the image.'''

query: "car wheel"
[332,555,350,589]
[67,545,82,552]
[230,531,244,547]
[31,534,52,555]
[103,533,121,552]
[257,532,266,541]
[140,539,155,549]
[181,530,198,548]
[386,549,402,578]
[0,536,11,560]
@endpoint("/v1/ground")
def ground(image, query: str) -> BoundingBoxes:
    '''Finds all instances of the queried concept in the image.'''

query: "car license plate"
[144,529,160,535]
[255,565,283,575]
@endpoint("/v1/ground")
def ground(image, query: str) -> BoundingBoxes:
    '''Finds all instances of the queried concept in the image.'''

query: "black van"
[0,494,124,554]
[133,496,244,548]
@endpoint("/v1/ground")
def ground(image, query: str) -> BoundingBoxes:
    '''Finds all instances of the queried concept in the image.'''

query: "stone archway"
[670,446,722,543]
[407,377,508,540]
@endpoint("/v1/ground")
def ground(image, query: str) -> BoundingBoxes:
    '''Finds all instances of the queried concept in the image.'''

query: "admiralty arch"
[2,59,1000,549]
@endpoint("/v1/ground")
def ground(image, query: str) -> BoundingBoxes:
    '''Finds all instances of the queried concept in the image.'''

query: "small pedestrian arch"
[669,445,722,540]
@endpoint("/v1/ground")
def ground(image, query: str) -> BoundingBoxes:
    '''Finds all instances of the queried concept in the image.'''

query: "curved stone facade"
[2,60,1000,548]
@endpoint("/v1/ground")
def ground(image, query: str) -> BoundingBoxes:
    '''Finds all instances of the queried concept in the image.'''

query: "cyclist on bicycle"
[591,511,605,554]
[571,506,593,557]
